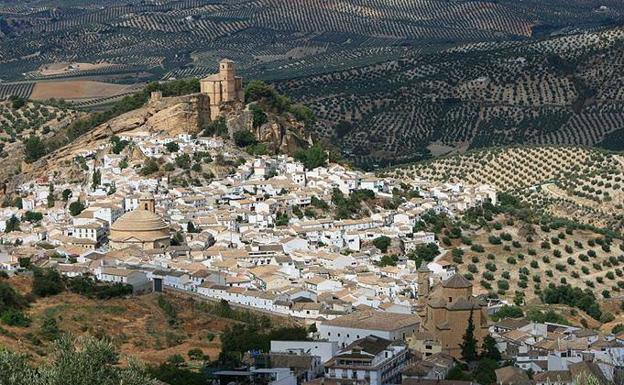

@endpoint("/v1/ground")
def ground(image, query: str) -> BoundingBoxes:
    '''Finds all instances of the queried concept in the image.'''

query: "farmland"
[0,0,622,84]
[0,100,76,139]
[439,210,624,326]
[391,146,624,230]
[29,80,145,105]
[1,0,624,165]
[278,27,624,168]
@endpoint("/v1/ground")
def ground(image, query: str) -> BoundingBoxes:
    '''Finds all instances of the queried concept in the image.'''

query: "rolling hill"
[1,0,622,84]
[277,27,624,168]
[1,1,624,167]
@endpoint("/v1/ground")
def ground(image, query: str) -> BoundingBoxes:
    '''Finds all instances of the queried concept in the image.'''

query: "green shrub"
[490,305,523,321]
[32,268,63,297]
[40,316,60,340]
[0,309,30,327]
[471,244,485,253]
[233,130,257,147]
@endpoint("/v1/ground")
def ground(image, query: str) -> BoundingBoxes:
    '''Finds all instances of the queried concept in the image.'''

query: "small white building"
[318,310,420,347]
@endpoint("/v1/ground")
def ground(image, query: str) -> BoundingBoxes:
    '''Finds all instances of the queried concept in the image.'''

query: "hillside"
[389,146,624,230]
[0,2,624,166]
[1,0,622,85]
[0,276,225,365]
[404,200,624,329]
[277,27,624,168]
[1,80,313,196]
[441,213,624,306]
[0,274,301,369]
[0,99,83,186]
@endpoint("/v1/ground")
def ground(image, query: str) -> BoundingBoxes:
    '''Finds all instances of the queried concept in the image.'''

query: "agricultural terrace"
[277,27,624,167]
[415,198,624,327]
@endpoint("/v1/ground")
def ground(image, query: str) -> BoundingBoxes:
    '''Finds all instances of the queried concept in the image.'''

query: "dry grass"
[30,81,143,102]
[0,276,232,365]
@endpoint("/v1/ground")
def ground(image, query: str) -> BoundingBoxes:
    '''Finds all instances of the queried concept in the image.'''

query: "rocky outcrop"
[146,94,209,136]
[8,93,313,192]
[225,107,253,137]
[254,119,309,155]
[15,94,209,187]
[221,102,311,155]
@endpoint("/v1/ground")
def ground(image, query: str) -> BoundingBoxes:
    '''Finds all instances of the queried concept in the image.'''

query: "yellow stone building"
[200,59,244,120]
[109,195,170,250]
[416,264,489,359]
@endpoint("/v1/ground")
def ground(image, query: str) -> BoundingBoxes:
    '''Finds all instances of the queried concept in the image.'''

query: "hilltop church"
[413,263,489,359]
[200,59,245,120]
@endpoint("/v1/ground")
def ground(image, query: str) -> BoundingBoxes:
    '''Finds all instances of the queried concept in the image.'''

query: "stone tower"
[139,194,156,213]
[417,262,430,307]
[220,60,236,100]
[200,59,244,120]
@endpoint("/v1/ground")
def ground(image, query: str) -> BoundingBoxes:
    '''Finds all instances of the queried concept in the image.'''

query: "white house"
[324,335,409,385]
[318,310,420,347]
[270,340,339,364]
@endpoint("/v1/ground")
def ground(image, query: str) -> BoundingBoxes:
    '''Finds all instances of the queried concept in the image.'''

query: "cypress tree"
[92,168,101,189]
[481,335,501,361]
[187,221,198,233]
[460,309,478,361]
[47,183,55,208]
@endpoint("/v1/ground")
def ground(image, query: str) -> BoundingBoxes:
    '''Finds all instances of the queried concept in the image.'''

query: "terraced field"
[0,0,622,84]
[278,27,624,168]
[391,146,624,230]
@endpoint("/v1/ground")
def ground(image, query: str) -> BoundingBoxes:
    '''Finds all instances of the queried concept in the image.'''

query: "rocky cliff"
[222,101,311,155]
[14,94,209,190]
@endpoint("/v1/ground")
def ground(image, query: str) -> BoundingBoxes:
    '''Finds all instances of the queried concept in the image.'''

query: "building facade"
[324,336,409,385]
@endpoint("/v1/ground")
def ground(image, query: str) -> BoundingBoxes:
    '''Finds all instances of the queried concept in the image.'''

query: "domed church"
[416,263,489,359]
[109,195,170,250]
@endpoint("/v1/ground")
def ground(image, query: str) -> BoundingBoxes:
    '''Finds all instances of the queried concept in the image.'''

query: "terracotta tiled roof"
[322,309,419,331]
[441,273,472,288]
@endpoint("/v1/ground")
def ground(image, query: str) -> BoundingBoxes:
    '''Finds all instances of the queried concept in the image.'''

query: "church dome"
[109,208,171,249]
[111,209,169,233]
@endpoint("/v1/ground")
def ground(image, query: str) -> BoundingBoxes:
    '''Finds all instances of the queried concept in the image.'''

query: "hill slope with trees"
[277,27,624,168]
